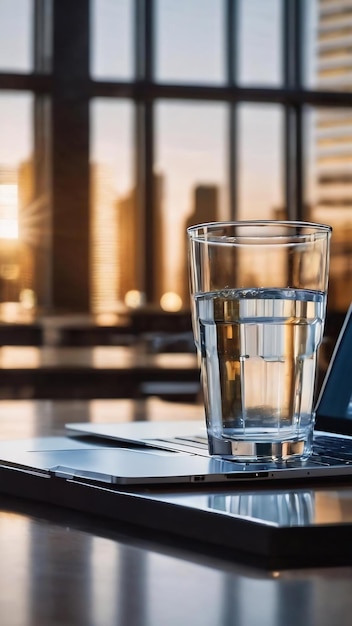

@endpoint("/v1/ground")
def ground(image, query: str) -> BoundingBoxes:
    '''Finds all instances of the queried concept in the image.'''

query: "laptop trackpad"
[0,447,237,485]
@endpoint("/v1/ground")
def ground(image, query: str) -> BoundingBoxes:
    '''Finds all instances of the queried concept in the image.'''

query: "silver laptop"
[1,305,352,486]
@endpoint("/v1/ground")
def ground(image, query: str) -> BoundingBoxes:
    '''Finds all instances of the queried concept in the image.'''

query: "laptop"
[0,305,352,487]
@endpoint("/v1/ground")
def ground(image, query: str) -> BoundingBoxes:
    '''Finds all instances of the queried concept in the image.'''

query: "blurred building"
[90,163,119,312]
[18,159,49,310]
[116,173,164,307]
[181,184,219,306]
[314,0,352,309]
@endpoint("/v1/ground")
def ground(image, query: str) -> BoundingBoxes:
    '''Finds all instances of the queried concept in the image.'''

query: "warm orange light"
[0,183,19,239]
[125,289,145,308]
[0,219,18,239]
[160,292,182,312]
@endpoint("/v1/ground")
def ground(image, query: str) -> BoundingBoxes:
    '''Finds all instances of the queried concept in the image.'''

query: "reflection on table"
[0,345,200,400]
[1,398,352,625]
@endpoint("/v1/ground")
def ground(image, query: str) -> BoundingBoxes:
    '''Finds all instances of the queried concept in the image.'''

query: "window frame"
[0,0,351,312]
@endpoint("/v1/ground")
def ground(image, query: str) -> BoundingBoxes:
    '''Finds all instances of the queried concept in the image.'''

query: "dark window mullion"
[295,0,304,222]
[135,0,156,304]
[226,0,239,221]
[34,0,53,74]
[283,0,304,221]
[51,0,90,311]
[31,0,53,308]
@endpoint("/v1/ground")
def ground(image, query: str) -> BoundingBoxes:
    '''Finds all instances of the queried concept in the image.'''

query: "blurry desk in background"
[0,309,194,347]
[0,345,200,400]
[0,398,352,625]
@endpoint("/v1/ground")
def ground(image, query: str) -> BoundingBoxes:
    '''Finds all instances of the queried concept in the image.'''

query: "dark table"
[0,398,352,626]
[0,345,200,400]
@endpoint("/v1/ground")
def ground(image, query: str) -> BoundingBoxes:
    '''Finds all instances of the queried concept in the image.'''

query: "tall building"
[181,185,219,306]
[314,0,352,309]
[116,174,164,307]
[315,0,352,218]
[18,158,50,310]
[90,162,119,312]
[116,187,139,303]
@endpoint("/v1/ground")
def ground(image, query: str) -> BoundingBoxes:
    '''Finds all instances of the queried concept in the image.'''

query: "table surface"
[0,345,198,369]
[1,398,352,626]
[0,346,200,400]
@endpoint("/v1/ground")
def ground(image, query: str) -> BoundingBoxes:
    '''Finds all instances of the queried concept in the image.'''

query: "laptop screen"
[315,303,352,434]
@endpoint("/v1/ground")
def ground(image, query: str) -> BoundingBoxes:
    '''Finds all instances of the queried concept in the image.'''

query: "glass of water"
[187,221,332,462]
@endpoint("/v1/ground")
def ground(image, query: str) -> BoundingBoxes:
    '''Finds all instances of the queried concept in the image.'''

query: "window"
[0,0,351,320]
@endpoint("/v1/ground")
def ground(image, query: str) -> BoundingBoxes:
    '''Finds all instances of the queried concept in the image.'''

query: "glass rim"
[187,220,332,241]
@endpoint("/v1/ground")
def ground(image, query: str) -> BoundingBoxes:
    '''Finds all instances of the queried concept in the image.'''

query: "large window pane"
[155,101,228,310]
[90,0,133,80]
[155,0,225,84]
[304,0,352,91]
[90,99,134,313]
[304,106,352,312]
[237,0,282,86]
[0,93,51,320]
[0,0,33,72]
[237,104,284,220]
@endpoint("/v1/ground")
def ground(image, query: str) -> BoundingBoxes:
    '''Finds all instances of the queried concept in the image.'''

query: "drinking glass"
[187,221,331,462]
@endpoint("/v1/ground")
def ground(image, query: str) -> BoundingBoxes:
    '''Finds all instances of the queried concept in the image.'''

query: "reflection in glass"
[304,0,352,91]
[90,0,133,80]
[155,101,228,308]
[305,106,352,312]
[0,93,50,320]
[237,0,282,86]
[90,99,134,312]
[237,104,284,221]
[0,0,33,72]
[155,0,225,84]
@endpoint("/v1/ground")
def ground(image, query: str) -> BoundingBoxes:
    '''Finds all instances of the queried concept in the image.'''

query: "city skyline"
[1,1,352,314]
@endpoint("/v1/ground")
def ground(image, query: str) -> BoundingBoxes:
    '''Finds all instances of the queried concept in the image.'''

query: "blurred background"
[0,0,351,352]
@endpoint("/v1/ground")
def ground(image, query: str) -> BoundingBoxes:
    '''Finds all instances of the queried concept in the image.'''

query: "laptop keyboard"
[153,433,352,466]
[153,436,208,450]
[312,434,352,464]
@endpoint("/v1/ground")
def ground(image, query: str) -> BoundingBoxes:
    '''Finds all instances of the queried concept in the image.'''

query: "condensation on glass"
[0,0,33,72]
[304,105,352,312]
[90,99,134,313]
[303,0,352,91]
[237,0,282,86]
[0,93,51,320]
[237,104,284,221]
[155,101,229,311]
[90,0,134,80]
[155,0,225,84]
